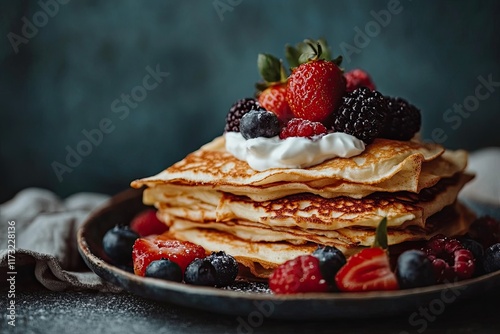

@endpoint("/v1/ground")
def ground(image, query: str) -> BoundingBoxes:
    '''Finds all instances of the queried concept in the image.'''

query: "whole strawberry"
[130,209,168,237]
[286,43,345,123]
[256,54,292,122]
[344,69,376,93]
[258,84,293,123]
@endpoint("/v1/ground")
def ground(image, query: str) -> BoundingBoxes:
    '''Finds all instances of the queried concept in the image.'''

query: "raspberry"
[467,216,500,249]
[224,98,265,132]
[330,87,388,144]
[279,118,328,140]
[344,69,376,93]
[268,255,328,294]
[240,110,281,139]
[421,234,475,283]
[381,97,421,140]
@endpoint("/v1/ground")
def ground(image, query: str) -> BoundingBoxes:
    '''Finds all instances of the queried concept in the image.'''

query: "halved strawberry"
[130,209,169,237]
[335,247,399,292]
[132,234,206,276]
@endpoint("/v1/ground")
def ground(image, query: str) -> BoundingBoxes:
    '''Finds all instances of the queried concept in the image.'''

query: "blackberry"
[224,98,265,132]
[382,97,421,140]
[331,87,388,144]
[240,110,281,139]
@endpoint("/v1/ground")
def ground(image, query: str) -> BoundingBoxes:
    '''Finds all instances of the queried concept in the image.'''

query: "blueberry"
[145,258,183,282]
[483,243,500,274]
[239,110,280,139]
[396,250,435,289]
[312,246,346,284]
[184,258,217,286]
[206,251,239,287]
[102,225,139,265]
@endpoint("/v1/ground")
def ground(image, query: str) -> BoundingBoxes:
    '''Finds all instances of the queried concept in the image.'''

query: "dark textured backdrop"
[1,0,499,202]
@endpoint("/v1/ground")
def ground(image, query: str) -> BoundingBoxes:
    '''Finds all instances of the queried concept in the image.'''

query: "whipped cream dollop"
[224,131,365,171]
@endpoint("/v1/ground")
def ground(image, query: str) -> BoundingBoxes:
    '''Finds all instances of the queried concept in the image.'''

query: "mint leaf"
[373,217,388,249]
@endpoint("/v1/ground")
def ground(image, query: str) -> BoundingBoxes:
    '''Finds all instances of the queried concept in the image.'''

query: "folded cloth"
[0,188,122,292]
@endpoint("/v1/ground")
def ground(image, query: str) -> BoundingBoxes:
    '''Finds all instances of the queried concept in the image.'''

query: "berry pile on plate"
[101,209,500,293]
[225,38,421,144]
[102,209,239,287]
[269,217,500,294]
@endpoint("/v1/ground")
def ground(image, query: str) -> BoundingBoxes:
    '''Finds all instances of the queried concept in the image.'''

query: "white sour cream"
[224,131,365,171]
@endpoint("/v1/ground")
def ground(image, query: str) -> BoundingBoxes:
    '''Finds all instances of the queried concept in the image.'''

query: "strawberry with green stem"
[285,40,345,123]
[256,53,293,123]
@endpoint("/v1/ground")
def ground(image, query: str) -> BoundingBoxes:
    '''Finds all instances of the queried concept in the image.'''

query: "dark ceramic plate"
[77,188,500,320]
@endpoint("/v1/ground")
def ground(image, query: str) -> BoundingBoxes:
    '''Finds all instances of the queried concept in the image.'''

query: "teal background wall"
[1,0,499,202]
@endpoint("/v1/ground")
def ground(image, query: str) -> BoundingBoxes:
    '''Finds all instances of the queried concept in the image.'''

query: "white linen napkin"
[0,188,121,292]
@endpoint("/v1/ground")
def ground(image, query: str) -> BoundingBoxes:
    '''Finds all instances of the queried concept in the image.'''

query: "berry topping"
[483,243,500,274]
[145,258,183,282]
[255,54,293,123]
[286,42,345,123]
[279,118,328,140]
[102,225,139,265]
[184,258,217,286]
[458,237,485,274]
[331,87,388,144]
[258,84,293,123]
[239,109,281,139]
[396,250,435,289]
[335,247,399,292]
[344,69,376,93]
[312,246,346,286]
[130,209,168,237]
[224,98,265,133]
[269,255,328,294]
[381,97,421,141]
[132,235,206,276]
[206,251,239,287]
[421,234,475,283]
[467,216,500,249]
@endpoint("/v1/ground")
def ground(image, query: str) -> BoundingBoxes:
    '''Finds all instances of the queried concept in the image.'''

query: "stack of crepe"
[131,136,475,278]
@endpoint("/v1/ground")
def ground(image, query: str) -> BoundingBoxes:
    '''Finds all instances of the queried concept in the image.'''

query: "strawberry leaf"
[257,53,284,83]
[373,217,388,249]
[285,44,301,69]
[317,38,331,61]
[332,55,343,67]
